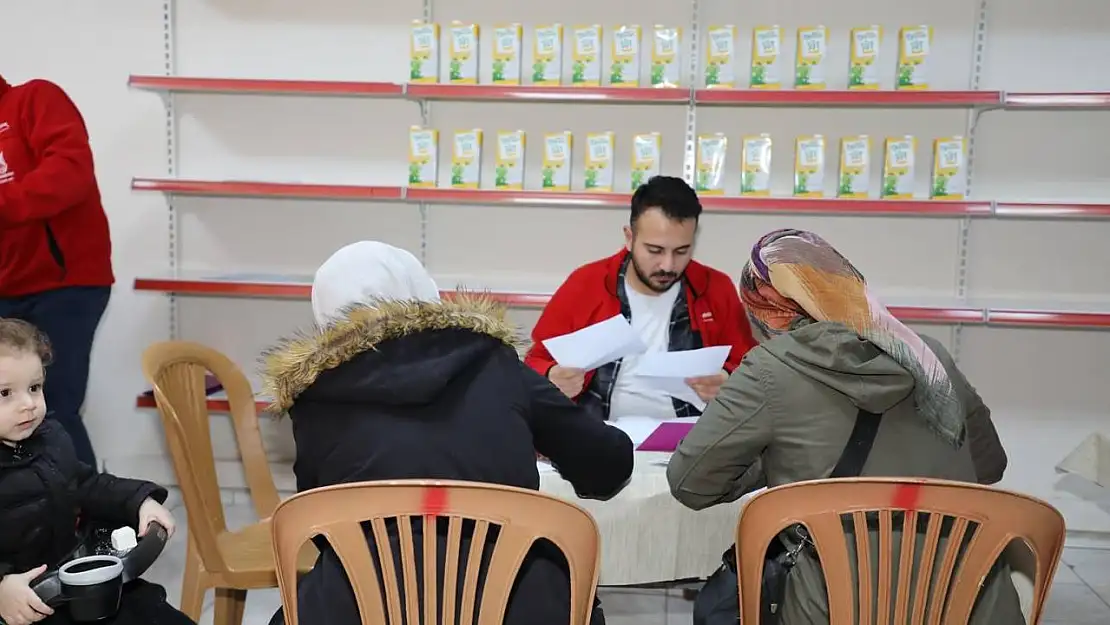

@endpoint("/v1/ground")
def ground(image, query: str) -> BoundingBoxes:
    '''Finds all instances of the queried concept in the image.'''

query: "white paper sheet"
[650,377,709,410]
[635,346,730,409]
[541,314,646,370]
[636,345,731,378]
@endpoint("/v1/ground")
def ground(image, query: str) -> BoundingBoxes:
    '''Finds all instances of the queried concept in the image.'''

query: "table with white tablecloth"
[539,452,742,587]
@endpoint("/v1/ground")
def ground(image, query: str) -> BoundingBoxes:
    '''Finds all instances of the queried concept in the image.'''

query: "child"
[0,318,194,625]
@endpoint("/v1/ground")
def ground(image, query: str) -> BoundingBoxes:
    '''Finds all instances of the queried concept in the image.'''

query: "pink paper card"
[637,422,696,452]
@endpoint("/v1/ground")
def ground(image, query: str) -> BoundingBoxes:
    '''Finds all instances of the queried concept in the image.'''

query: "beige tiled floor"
[149,493,1110,624]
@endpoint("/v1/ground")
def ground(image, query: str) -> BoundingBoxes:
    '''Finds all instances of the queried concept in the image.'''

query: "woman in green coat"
[667,228,1023,625]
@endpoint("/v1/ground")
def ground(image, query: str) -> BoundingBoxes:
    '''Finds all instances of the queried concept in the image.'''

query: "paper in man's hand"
[542,314,647,370]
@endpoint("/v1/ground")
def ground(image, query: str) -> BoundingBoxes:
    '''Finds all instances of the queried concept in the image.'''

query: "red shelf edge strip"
[695,90,1002,106]
[406,84,689,102]
[131,178,404,200]
[987,310,1110,328]
[136,178,1110,220]
[132,279,998,325]
[129,75,403,96]
[701,197,991,216]
[140,76,1090,109]
[1004,93,1110,108]
[133,178,1002,216]
[134,279,1110,329]
[994,203,1110,219]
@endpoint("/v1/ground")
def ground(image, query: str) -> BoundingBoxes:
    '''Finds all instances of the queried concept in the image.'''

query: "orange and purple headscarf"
[740,229,965,448]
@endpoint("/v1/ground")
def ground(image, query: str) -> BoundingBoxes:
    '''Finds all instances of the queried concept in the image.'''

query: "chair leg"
[213,588,248,625]
[179,542,206,620]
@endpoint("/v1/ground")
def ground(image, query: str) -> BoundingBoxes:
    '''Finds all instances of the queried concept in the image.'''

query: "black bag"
[692,408,882,625]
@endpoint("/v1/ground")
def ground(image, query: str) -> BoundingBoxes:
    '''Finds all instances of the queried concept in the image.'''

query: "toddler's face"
[0,350,47,446]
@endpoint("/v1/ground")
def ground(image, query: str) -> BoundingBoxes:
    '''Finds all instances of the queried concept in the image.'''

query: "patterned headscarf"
[739,229,965,448]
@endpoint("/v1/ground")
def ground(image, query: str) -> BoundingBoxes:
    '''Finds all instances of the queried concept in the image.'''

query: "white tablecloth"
[539,452,742,586]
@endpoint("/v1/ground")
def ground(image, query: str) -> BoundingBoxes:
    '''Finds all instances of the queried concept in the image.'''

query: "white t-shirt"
[608,280,681,421]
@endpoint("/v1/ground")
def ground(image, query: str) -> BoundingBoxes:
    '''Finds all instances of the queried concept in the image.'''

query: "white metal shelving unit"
[130,0,1109,533]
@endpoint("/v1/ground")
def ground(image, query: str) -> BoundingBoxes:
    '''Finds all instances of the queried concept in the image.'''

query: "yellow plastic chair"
[271,480,602,625]
[736,477,1065,625]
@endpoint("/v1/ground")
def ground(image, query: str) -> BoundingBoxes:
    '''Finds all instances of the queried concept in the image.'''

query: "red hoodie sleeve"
[0,80,97,226]
[714,274,758,373]
[523,273,584,377]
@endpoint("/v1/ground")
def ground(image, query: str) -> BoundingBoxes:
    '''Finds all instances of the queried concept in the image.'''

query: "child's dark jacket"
[0,420,167,579]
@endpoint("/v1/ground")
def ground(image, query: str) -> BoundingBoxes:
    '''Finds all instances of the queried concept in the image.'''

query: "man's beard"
[631,257,681,293]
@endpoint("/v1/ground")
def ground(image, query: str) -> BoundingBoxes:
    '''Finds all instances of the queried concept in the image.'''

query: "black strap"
[771,407,882,554]
[829,408,883,479]
[724,407,883,570]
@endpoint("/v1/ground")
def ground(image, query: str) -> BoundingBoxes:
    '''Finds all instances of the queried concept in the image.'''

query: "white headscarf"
[310,241,440,326]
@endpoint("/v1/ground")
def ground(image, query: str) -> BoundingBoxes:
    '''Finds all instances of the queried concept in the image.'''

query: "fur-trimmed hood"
[261,294,523,414]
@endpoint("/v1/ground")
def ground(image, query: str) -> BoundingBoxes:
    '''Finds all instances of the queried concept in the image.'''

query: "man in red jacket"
[0,75,113,467]
[525,175,757,422]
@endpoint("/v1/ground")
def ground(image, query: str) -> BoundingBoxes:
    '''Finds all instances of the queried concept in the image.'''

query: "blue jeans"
[0,286,110,468]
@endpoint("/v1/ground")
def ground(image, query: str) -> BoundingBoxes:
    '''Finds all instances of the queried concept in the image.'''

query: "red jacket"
[0,76,113,297]
[524,249,757,394]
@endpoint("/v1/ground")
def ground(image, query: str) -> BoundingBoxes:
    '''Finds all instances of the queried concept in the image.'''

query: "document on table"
[636,345,730,410]
[609,416,698,448]
[541,314,646,371]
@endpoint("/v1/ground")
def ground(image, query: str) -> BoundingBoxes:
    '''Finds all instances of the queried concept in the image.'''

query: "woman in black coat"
[262,242,634,625]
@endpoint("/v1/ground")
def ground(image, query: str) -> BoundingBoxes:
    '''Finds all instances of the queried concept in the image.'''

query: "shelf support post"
[417,0,434,267]
[953,0,990,363]
[682,0,700,187]
[163,0,180,340]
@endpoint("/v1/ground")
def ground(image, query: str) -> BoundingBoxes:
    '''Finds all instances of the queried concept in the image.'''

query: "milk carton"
[572,25,603,86]
[651,26,682,87]
[494,130,526,190]
[631,133,662,189]
[881,136,917,199]
[450,129,482,189]
[750,26,783,89]
[407,127,438,188]
[610,25,641,87]
[795,26,828,89]
[584,132,615,191]
[705,25,737,88]
[491,24,523,84]
[740,134,773,196]
[695,134,728,194]
[532,25,563,85]
[837,135,871,198]
[848,26,882,89]
[897,26,932,90]
[448,22,479,84]
[794,135,826,197]
[409,22,439,83]
[542,131,573,191]
[931,137,968,200]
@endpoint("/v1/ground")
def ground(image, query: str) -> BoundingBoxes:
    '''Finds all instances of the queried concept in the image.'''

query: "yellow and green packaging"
[795,26,828,90]
[750,26,783,89]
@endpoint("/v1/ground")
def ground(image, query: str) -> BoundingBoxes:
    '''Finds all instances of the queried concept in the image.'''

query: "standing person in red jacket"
[0,75,113,468]
[524,175,757,425]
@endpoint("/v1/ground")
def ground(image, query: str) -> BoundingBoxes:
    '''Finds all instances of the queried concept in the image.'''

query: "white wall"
[3,0,1108,533]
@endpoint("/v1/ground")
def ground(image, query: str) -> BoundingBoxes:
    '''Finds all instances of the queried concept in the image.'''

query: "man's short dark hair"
[630,175,702,225]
